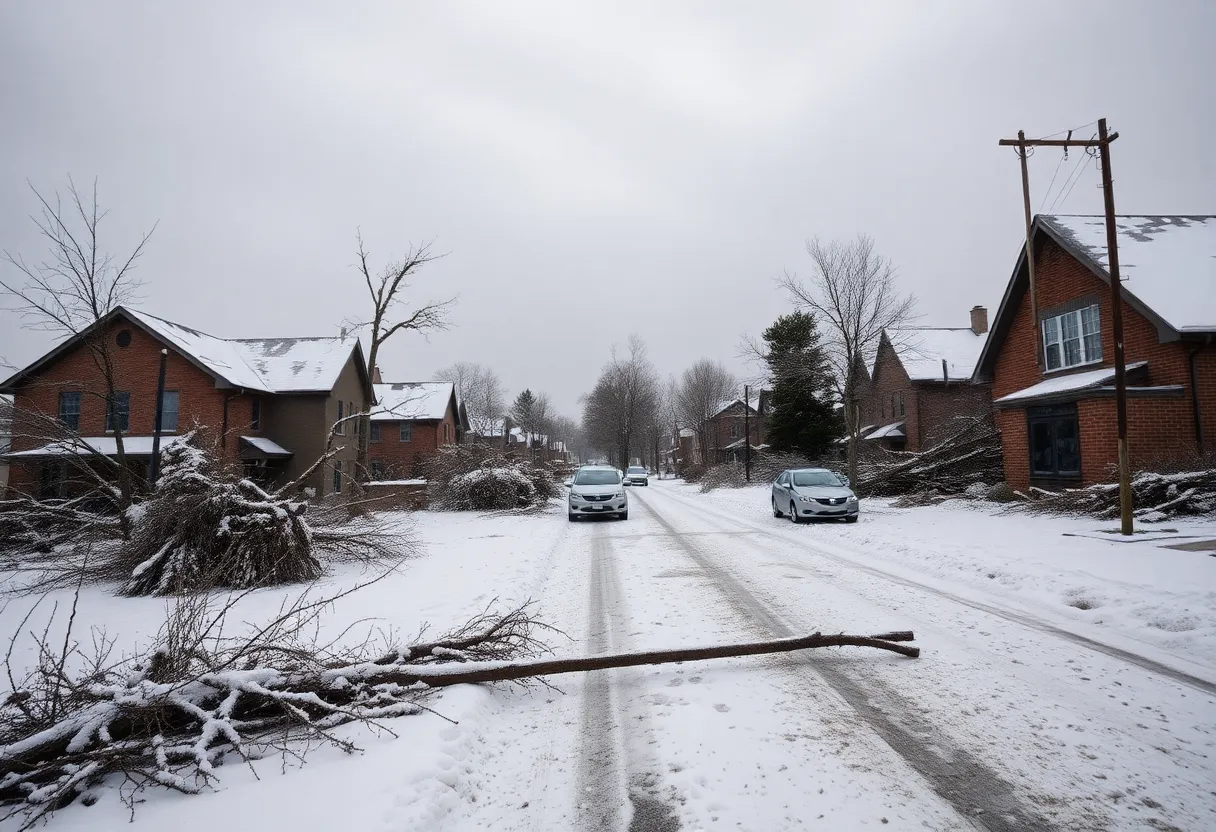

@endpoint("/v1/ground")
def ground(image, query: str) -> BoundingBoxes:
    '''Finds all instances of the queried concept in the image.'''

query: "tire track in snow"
[652,486,1216,697]
[575,527,681,832]
[632,489,1056,832]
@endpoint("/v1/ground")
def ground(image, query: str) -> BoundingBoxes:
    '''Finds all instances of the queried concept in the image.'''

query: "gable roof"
[0,306,369,396]
[371,382,456,421]
[712,398,757,418]
[884,327,988,382]
[976,215,1216,380]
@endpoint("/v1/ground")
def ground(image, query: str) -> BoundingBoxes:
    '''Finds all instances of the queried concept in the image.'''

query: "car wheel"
[845,515,858,524]
[789,502,803,524]
[772,498,783,517]
[568,512,578,522]
[618,511,629,521]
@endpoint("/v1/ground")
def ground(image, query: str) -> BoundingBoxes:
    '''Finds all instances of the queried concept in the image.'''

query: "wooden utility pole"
[999,120,1132,534]
[1096,118,1133,535]
[1016,131,1042,368]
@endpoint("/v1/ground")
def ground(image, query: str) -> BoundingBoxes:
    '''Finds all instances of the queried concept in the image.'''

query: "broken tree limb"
[382,630,921,688]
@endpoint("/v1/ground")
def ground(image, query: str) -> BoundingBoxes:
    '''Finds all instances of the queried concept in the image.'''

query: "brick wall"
[864,340,917,445]
[915,383,994,448]
[992,236,1208,488]
[706,402,762,461]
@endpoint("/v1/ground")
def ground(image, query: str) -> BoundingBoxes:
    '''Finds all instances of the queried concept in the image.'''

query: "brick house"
[974,215,1216,489]
[0,306,374,499]
[860,307,992,451]
[368,382,468,480]
[706,398,764,464]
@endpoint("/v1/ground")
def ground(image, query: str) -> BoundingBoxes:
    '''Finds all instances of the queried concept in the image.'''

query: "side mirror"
[841,477,850,487]
[564,479,573,487]
[622,479,632,486]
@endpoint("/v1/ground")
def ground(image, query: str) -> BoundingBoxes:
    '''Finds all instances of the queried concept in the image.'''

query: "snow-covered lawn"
[691,482,1216,673]
[0,508,572,832]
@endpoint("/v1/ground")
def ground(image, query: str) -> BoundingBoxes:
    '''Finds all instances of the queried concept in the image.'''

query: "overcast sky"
[2,1,1214,415]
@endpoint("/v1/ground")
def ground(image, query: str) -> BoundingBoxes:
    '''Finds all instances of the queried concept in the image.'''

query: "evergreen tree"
[510,389,537,443]
[762,311,842,458]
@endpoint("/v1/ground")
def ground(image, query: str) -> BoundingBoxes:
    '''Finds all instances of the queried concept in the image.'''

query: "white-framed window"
[335,400,345,435]
[160,391,179,432]
[400,422,413,442]
[1042,304,1102,371]
[730,423,740,439]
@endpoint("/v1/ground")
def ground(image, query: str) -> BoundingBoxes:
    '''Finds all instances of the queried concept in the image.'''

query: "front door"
[1027,403,1081,481]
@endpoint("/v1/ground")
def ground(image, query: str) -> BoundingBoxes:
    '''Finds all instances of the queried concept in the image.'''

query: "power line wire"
[1052,145,1100,213]
[1039,150,1069,213]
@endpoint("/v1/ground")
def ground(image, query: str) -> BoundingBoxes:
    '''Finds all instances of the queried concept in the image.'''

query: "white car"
[771,468,859,523]
[625,466,650,486]
[568,465,629,521]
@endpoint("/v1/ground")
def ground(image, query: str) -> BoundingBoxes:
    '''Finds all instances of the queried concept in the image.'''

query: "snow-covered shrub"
[421,444,557,511]
[446,466,537,511]
[117,439,322,595]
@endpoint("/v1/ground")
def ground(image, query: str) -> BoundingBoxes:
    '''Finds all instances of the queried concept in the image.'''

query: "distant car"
[771,468,858,523]
[625,466,649,486]
[568,465,629,521]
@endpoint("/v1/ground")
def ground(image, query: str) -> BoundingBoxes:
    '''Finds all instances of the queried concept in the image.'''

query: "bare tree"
[674,359,737,468]
[433,361,505,438]
[0,179,157,536]
[350,233,455,479]
[778,235,916,483]
[582,336,660,469]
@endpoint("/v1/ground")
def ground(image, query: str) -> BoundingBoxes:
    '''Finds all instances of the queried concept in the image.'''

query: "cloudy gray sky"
[2,1,1213,416]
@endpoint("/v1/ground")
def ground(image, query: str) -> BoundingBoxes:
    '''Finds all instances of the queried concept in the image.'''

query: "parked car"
[625,466,649,486]
[771,468,858,523]
[568,465,629,521]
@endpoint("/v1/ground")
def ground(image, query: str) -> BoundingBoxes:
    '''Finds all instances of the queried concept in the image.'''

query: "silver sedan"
[771,468,859,523]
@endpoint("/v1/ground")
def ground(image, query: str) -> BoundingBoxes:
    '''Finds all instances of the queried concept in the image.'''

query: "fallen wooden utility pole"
[399,629,920,688]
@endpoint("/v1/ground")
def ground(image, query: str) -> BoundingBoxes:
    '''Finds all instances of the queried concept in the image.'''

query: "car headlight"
[848,495,858,503]
[797,496,814,502]
[616,491,626,499]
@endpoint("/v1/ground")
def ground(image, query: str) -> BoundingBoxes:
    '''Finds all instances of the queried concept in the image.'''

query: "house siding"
[992,236,1207,488]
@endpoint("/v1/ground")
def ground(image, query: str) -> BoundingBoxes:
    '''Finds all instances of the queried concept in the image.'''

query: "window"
[400,422,413,442]
[1027,404,1081,479]
[444,423,450,443]
[792,470,843,487]
[39,462,66,499]
[105,392,130,433]
[159,391,179,432]
[1042,305,1101,371]
[573,469,620,485]
[332,460,342,494]
[897,391,905,418]
[370,460,386,480]
[730,423,740,439]
[250,396,261,431]
[58,392,80,431]
[335,400,344,434]
[370,422,381,442]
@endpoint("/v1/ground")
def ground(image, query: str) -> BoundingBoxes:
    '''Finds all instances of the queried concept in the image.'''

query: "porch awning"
[3,436,185,459]
[239,436,293,460]
[865,421,906,440]
[995,361,1148,407]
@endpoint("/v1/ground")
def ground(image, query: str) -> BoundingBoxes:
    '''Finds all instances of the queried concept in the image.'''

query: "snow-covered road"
[452,480,1216,831]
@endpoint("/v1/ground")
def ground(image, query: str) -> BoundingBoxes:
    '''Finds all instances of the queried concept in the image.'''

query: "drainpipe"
[1189,336,1210,456]
[941,359,949,386]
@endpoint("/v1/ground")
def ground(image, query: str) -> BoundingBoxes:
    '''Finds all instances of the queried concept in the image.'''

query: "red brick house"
[975,214,1216,489]
[706,398,764,464]
[1,306,374,498]
[860,307,992,451]
[368,382,468,480]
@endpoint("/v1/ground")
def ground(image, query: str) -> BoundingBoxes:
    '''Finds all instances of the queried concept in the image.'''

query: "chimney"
[371,365,382,384]
[970,305,988,335]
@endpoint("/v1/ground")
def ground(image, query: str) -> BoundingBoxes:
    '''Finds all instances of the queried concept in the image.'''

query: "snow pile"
[446,467,538,511]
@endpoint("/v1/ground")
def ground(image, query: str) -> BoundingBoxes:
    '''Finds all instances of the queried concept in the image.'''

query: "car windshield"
[574,469,621,485]
[628,467,647,474]
[792,470,842,487]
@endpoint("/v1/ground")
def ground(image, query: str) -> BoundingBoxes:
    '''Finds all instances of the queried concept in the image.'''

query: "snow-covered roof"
[995,361,1148,404]
[240,436,293,457]
[864,421,906,440]
[888,328,988,382]
[678,428,696,438]
[371,382,455,421]
[123,308,359,394]
[125,309,271,392]
[1041,215,1216,333]
[4,435,186,458]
